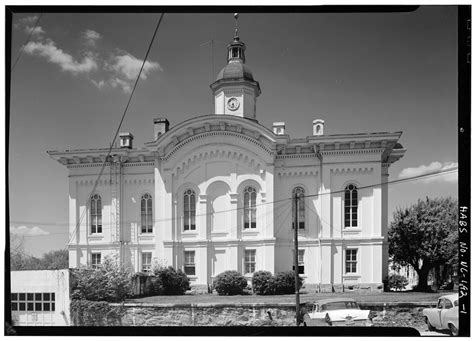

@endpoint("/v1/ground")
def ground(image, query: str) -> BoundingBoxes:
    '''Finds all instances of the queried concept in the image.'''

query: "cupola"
[210,13,261,121]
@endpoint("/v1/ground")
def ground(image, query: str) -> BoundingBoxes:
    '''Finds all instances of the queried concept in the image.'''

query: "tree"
[9,234,68,271]
[388,197,458,292]
[41,250,69,269]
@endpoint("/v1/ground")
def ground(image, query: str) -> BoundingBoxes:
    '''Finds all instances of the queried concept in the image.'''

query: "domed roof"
[216,60,255,82]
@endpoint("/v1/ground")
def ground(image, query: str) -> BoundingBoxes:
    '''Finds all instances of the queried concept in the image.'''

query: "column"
[197,194,208,239]
[264,166,274,238]
[320,163,332,238]
[229,193,238,239]
[381,163,390,283]
[155,159,172,261]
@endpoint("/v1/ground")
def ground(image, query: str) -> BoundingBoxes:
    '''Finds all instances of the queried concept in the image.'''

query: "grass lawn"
[128,290,456,305]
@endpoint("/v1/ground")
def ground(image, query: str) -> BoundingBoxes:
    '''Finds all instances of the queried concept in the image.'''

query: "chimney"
[154,118,170,140]
[312,119,324,136]
[119,132,134,149]
[272,122,286,135]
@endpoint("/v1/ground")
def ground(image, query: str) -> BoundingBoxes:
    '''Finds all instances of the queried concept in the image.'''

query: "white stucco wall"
[11,270,70,326]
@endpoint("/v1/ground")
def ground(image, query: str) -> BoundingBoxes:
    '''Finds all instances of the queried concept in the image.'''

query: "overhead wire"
[10,168,457,239]
[11,13,43,72]
[11,165,458,231]
[66,13,165,249]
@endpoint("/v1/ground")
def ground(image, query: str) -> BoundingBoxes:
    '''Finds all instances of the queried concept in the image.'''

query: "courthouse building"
[48,28,406,292]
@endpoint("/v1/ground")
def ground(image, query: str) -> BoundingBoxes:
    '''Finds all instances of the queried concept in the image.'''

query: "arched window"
[90,194,102,234]
[141,193,153,233]
[183,189,196,231]
[292,187,305,229]
[243,186,257,229]
[344,184,358,228]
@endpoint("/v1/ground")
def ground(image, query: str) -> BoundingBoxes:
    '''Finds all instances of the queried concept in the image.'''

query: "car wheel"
[425,317,435,331]
[449,324,458,336]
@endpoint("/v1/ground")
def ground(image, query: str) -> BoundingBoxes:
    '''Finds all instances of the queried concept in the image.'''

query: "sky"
[8,7,459,257]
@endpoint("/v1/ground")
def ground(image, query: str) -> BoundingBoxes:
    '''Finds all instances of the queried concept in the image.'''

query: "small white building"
[10,270,71,326]
[48,28,405,292]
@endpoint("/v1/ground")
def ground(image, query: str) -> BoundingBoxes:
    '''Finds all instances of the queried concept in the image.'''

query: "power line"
[11,166,457,238]
[11,13,43,72]
[66,13,165,249]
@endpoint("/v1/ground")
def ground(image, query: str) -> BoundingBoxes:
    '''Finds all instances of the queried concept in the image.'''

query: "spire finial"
[234,13,239,39]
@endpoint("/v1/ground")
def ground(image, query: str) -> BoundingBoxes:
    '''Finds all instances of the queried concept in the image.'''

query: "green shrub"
[252,271,276,295]
[273,271,303,295]
[71,255,131,302]
[389,274,409,291]
[154,266,190,295]
[214,270,248,295]
[150,275,164,295]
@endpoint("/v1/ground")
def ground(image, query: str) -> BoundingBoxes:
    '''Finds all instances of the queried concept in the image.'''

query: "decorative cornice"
[163,130,274,161]
[276,153,318,159]
[123,162,155,167]
[331,167,374,174]
[277,170,319,177]
[67,161,154,169]
[320,148,385,156]
[171,146,264,177]
[75,178,154,186]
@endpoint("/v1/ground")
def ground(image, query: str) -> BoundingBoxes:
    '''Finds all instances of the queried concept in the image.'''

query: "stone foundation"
[97,302,433,327]
[119,303,297,326]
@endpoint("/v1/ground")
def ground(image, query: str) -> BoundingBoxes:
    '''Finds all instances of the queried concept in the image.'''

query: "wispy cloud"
[109,77,132,93]
[109,53,162,80]
[14,17,162,93]
[15,15,45,38]
[24,40,98,74]
[398,161,458,184]
[82,29,102,47]
[18,15,39,26]
[104,53,162,92]
[91,79,106,89]
[11,225,50,236]
[25,26,45,37]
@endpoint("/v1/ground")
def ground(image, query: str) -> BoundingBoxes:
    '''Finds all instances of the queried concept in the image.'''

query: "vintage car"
[302,298,375,327]
[422,293,459,336]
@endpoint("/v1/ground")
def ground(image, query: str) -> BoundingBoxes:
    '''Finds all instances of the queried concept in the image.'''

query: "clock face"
[227,97,240,111]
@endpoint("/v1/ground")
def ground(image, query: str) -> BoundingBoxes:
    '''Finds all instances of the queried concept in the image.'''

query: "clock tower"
[210,14,261,121]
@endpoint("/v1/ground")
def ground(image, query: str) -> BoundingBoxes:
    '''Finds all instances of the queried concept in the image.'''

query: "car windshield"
[321,301,359,311]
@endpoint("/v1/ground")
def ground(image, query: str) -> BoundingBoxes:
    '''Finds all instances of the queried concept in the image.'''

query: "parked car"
[302,298,375,327]
[422,293,459,336]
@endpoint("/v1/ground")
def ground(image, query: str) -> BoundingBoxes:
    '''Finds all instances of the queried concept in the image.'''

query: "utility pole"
[294,191,301,326]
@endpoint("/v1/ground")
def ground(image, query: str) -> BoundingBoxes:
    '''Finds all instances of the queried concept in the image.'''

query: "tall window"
[91,252,101,269]
[243,186,257,229]
[141,252,152,272]
[141,194,153,233]
[90,194,102,234]
[292,187,305,229]
[184,251,196,276]
[345,249,357,273]
[344,184,358,228]
[244,250,256,274]
[183,189,196,231]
